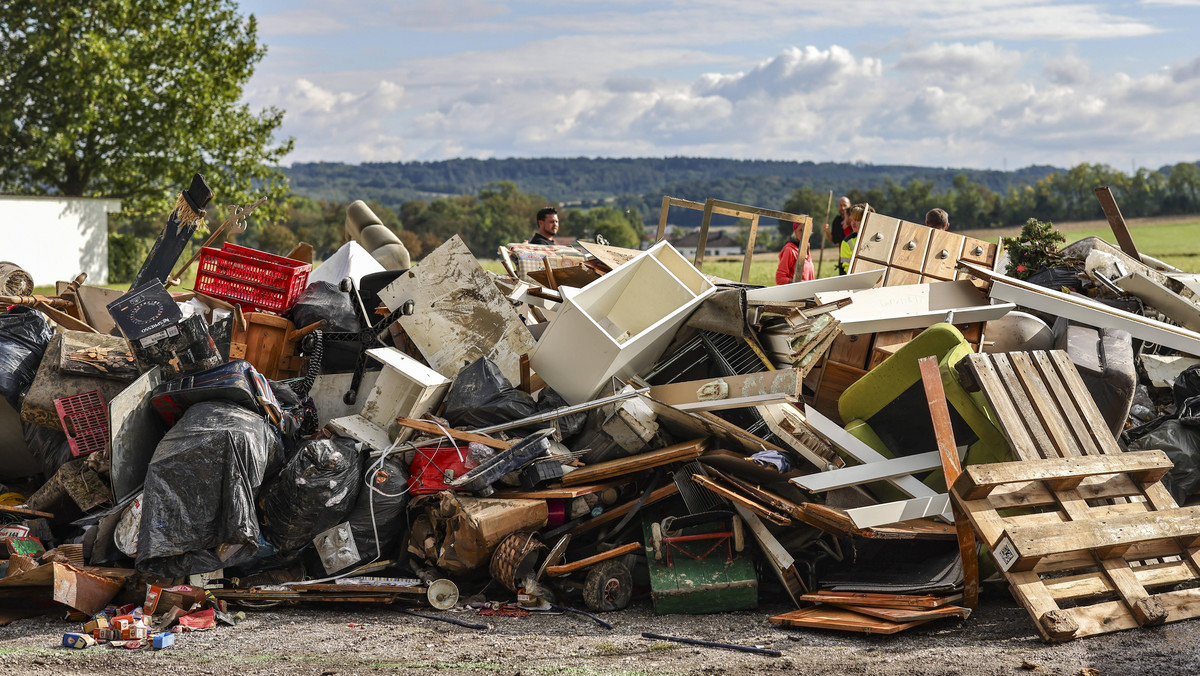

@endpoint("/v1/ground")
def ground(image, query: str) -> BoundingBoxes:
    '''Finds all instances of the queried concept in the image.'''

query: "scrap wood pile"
[1,178,1200,651]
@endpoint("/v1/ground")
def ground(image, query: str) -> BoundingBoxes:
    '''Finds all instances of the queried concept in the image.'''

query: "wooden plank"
[919,355,979,610]
[769,606,933,634]
[741,214,759,284]
[647,370,802,411]
[733,504,805,607]
[394,417,513,450]
[656,195,671,242]
[1029,351,1102,457]
[693,198,715,269]
[964,354,1039,461]
[1047,351,1124,456]
[791,451,942,493]
[990,353,1057,459]
[562,438,708,487]
[703,466,806,520]
[953,451,1172,500]
[829,603,970,623]
[1095,186,1140,259]
[800,590,962,610]
[792,502,957,541]
[1043,560,1197,601]
[1007,352,1080,459]
[492,480,624,500]
[789,219,812,284]
[1065,587,1200,641]
[544,542,640,576]
[1002,505,1200,567]
[566,484,678,537]
[691,474,791,526]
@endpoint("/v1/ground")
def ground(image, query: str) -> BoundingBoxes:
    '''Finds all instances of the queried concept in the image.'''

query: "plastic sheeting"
[136,401,283,577]
[443,357,537,430]
[1124,365,1200,505]
[0,308,54,408]
[260,436,363,553]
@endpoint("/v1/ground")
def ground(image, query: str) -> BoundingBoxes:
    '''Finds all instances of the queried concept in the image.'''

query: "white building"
[671,230,743,259]
[0,195,120,286]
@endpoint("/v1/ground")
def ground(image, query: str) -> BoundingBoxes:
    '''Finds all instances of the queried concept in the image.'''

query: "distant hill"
[283,157,1063,226]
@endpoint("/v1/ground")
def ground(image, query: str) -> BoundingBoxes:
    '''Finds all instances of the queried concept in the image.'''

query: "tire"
[583,560,632,612]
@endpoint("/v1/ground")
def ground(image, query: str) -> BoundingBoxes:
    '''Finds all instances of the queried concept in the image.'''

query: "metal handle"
[871,233,883,242]
[903,240,917,251]
[972,245,984,256]
[937,249,950,260]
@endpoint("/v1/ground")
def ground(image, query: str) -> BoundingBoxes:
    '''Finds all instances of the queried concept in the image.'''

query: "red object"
[545,499,566,528]
[53,390,109,457]
[193,242,311,314]
[176,608,216,630]
[348,623,363,627]
[407,445,471,495]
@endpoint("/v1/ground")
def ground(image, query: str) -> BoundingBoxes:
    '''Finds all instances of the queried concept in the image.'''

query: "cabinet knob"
[937,249,950,260]
[903,240,917,251]
[972,245,984,256]
[871,233,884,242]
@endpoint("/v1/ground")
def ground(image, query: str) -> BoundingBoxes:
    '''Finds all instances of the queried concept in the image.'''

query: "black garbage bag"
[289,282,358,333]
[22,422,74,479]
[1123,365,1200,505]
[260,436,363,553]
[136,401,283,577]
[1026,266,1083,293]
[443,357,537,429]
[537,387,585,440]
[0,308,54,408]
[344,454,409,567]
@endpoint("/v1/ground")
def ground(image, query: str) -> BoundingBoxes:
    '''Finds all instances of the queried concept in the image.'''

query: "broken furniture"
[316,276,415,405]
[530,241,716,404]
[1053,322,1135,439]
[811,212,999,420]
[835,323,1011,499]
[327,347,451,451]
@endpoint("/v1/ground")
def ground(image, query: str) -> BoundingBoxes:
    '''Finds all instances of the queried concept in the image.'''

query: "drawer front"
[923,229,965,280]
[890,220,932,273]
[854,214,901,264]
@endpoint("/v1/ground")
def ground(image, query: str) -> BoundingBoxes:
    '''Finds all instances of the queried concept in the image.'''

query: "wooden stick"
[542,258,558,290]
[566,484,679,536]
[816,190,833,278]
[791,218,813,283]
[393,416,513,450]
[544,541,641,576]
[918,355,979,609]
[691,474,791,526]
[1094,187,1139,259]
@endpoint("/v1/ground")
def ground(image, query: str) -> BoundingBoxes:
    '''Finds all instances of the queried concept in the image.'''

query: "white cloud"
[249,79,408,162]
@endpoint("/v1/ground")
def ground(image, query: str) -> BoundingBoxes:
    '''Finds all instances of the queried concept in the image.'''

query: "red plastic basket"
[53,390,109,458]
[193,242,311,314]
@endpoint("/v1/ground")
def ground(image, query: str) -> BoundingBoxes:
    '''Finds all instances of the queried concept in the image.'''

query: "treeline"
[284,157,1061,211]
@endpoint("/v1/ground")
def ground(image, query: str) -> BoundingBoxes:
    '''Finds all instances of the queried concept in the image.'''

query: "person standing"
[824,196,851,274]
[838,203,874,275]
[529,206,559,245]
[776,221,815,284]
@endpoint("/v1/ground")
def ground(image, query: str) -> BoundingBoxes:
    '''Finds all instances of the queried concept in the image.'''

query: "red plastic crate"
[193,242,311,314]
[53,390,109,457]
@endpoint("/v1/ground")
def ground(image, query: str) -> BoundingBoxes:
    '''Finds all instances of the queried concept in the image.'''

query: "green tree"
[0,0,293,221]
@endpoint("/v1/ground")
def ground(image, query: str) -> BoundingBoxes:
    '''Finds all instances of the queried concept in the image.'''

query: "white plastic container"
[530,241,715,404]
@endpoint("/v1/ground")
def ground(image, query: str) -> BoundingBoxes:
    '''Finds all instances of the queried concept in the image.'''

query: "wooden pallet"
[955,350,1200,641]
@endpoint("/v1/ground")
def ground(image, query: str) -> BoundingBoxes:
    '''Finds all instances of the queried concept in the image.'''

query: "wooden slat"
[964,354,1040,461]
[1095,186,1140,259]
[1047,351,1124,455]
[1030,351,1102,456]
[828,603,970,623]
[544,542,641,577]
[690,474,791,526]
[565,484,679,537]
[1006,352,1078,458]
[1042,560,1197,601]
[561,438,708,486]
[1003,505,1200,566]
[919,356,978,609]
[394,417,513,450]
[799,590,962,609]
[770,606,933,634]
[704,466,805,520]
[954,451,1172,500]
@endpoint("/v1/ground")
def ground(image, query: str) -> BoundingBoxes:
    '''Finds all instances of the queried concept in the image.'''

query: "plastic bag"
[1026,266,1083,293]
[343,454,409,568]
[260,436,363,553]
[289,281,358,333]
[136,401,283,577]
[443,357,537,429]
[0,308,54,407]
[537,387,585,440]
[22,421,74,479]
[1123,365,1200,505]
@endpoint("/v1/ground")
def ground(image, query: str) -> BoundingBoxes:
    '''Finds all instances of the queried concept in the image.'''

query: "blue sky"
[237,0,1200,170]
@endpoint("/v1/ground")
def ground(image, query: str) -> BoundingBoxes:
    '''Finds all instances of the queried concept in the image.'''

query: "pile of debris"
[1,177,1200,651]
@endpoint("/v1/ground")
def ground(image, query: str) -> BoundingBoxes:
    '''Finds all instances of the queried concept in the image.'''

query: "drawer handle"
[903,240,917,251]
[971,245,984,256]
[937,249,950,260]
[871,233,884,242]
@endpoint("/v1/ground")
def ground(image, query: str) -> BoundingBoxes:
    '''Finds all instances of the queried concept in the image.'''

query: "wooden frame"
[656,195,812,282]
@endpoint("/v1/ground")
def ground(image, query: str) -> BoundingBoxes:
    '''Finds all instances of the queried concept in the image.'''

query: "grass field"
[38,216,1200,296]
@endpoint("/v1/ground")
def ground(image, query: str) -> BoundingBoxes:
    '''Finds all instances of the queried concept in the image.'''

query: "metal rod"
[641,632,781,657]
[552,604,612,629]
[401,609,487,630]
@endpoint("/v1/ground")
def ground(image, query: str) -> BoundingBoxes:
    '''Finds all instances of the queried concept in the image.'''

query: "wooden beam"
[693,198,715,270]
[919,355,979,610]
[1095,186,1139,259]
[646,369,801,412]
[953,450,1173,500]
[566,484,678,536]
[394,417,513,450]
[740,214,759,284]
[1000,506,1200,569]
[791,219,813,284]
[561,438,709,487]
[691,474,791,525]
[656,195,671,242]
[800,590,963,610]
[544,541,640,576]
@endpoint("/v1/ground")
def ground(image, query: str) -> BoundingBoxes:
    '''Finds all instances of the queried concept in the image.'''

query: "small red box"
[408,446,472,495]
[193,243,310,314]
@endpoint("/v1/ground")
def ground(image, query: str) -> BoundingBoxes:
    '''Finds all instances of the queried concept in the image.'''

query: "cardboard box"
[63,632,96,649]
[145,584,206,615]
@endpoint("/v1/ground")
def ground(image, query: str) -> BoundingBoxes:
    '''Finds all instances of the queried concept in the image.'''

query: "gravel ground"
[0,590,1196,676]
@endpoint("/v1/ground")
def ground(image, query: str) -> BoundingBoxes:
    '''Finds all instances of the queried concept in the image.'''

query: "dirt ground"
[0,589,1196,676]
